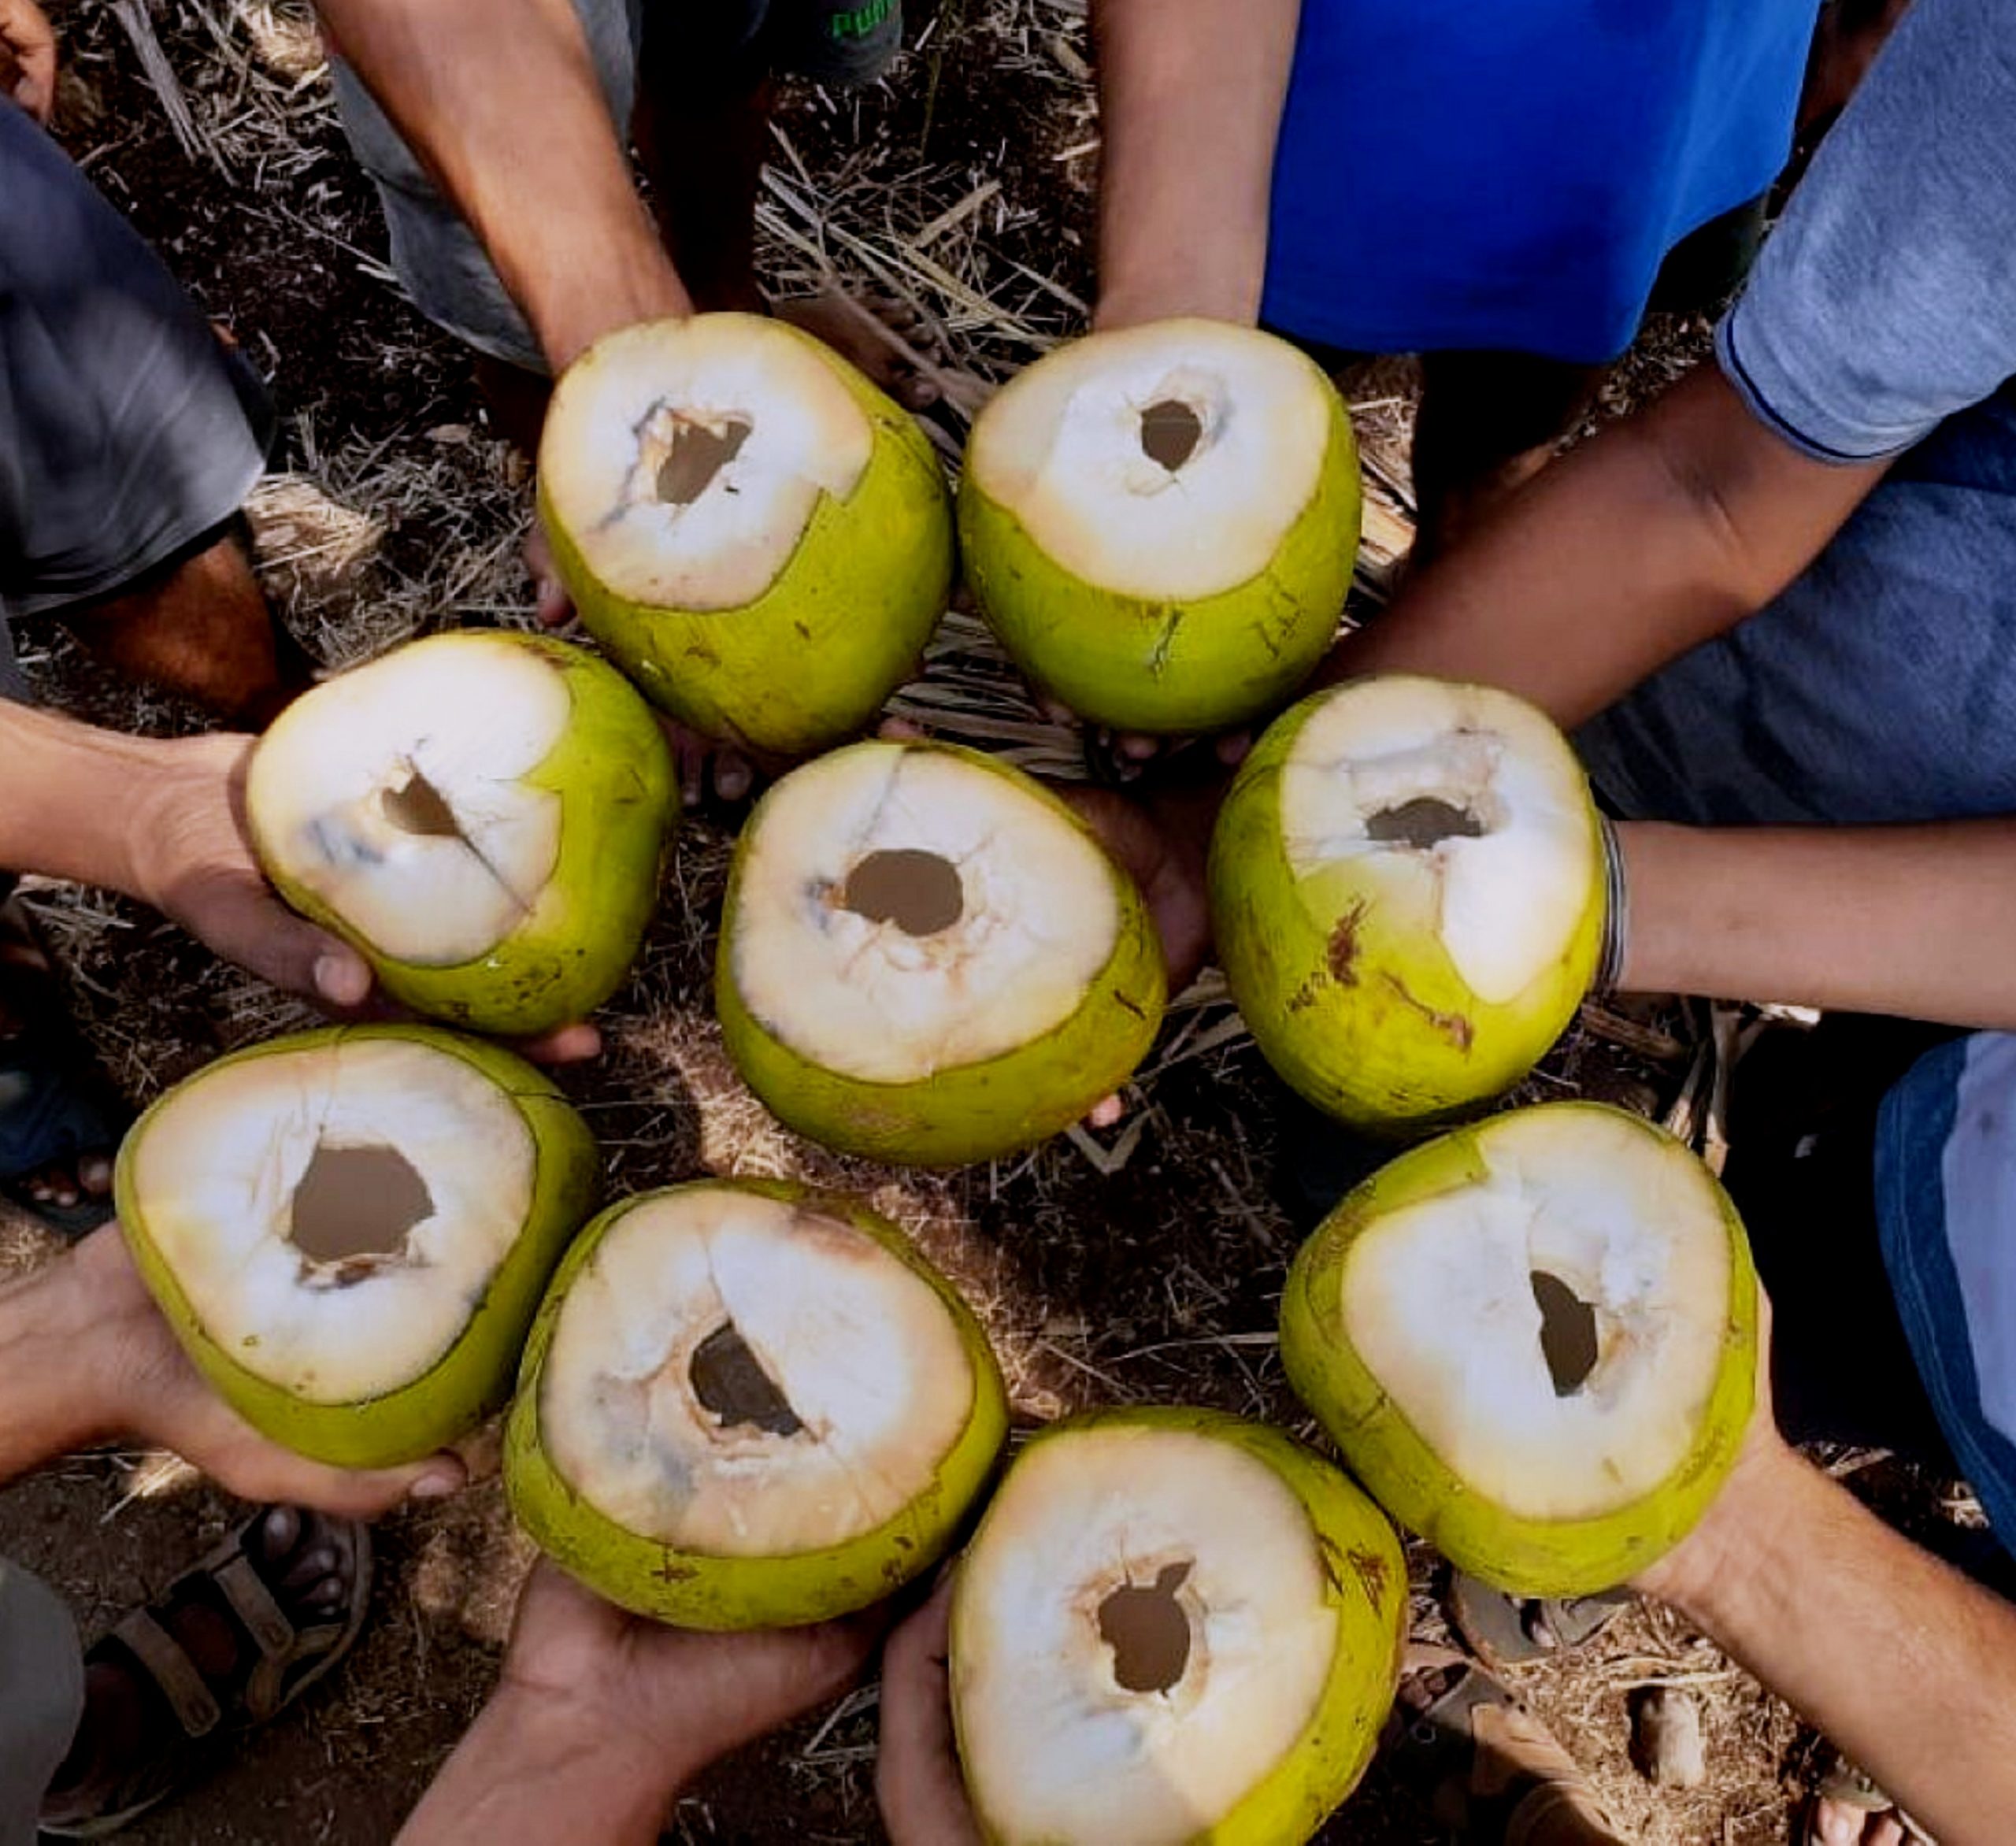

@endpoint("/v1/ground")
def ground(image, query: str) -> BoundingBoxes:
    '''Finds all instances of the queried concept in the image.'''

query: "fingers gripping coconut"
[715,740,1167,1166]
[505,1179,1007,1629]
[958,319,1360,736]
[538,313,955,754]
[114,1025,600,1469]
[1210,675,1605,1128]
[1280,1103,1761,1597]
[949,1408,1407,1846]
[246,630,674,1038]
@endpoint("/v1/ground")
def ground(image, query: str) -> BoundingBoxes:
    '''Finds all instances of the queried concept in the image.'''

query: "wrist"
[1093,274,1262,333]
[530,234,695,375]
[476,1679,701,1818]
[1634,1426,1806,1622]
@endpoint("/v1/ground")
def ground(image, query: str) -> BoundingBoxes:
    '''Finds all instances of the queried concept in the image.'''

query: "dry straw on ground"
[1,2,1940,1840]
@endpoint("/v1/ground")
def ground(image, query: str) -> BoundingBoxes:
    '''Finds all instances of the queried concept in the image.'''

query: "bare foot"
[773,289,958,412]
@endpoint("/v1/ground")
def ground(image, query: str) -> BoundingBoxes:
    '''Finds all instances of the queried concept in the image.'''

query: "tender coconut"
[122,1036,537,1404]
[538,1187,979,1555]
[539,315,873,612]
[954,1424,1341,1846]
[728,742,1122,1085]
[1277,676,1595,1006]
[248,633,569,966]
[967,317,1335,602]
[1340,1106,1733,1522]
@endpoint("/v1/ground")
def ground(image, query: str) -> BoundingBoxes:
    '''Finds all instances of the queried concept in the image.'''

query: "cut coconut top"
[249,632,569,966]
[968,317,1335,603]
[538,1187,978,1556]
[729,743,1121,1084]
[539,314,873,612]
[1341,1107,1734,1522]
[126,1036,538,1404]
[955,1422,1340,1846]
[1277,676,1596,1005]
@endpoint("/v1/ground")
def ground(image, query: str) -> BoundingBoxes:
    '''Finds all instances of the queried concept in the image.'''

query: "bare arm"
[1090,0,1301,329]
[311,0,687,369]
[1332,365,1893,728]
[1642,1429,2016,1846]
[1616,818,2016,1029]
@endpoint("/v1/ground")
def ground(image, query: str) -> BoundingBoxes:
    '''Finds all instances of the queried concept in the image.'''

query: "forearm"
[1618,817,2016,1028]
[1329,367,1889,728]
[1090,0,1300,328]
[1653,1440,2016,1845]
[313,0,687,369]
[398,1688,697,1846]
[0,704,168,897]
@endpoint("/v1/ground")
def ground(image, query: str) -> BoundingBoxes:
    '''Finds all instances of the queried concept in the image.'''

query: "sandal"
[0,906,128,1239]
[39,1507,372,1837]
[1386,1644,1629,1844]
[1804,1755,1936,1846]
[1447,1569,1635,1671]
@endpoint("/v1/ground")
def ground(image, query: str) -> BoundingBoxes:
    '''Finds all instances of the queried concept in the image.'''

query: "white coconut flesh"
[126,1039,538,1403]
[956,1425,1340,1846]
[1277,678,1596,1005]
[537,1188,977,1555]
[1340,1108,1733,1522]
[249,636,569,966]
[969,317,1333,602]
[730,744,1121,1084]
[540,316,873,611]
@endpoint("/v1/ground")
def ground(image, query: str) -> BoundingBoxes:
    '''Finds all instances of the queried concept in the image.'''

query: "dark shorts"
[330,0,903,373]
[0,102,273,700]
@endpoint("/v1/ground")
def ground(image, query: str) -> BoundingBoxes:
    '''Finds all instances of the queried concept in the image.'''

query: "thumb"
[876,1581,983,1846]
[211,1444,468,1521]
[179,872,372,1009]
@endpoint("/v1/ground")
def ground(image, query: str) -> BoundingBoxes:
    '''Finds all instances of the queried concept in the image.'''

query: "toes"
[1810,1800,1864,1846]
[76,1152,113,1197]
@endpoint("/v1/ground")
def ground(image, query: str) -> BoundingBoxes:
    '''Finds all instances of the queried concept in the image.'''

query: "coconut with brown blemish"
[1210,674,1604,1128]
[114,1025,599,1468]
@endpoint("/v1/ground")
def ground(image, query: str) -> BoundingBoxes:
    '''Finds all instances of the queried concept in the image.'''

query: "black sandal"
[39,1508,372,1838]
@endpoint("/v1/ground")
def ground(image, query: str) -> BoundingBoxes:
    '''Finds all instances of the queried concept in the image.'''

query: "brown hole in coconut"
[289,1144,432,1266]
[656,414,754,505]
[380,767,463,839]
[690,1321,804,1437]
[1365,797,1484,850]
[1531,1270,1601,1397]
[1099,1560,1194,1695]
[1139,398,1203,473]
[841,849,965,936]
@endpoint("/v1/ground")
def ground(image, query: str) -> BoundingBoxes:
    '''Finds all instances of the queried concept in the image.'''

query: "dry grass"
[0,3,1911,1841]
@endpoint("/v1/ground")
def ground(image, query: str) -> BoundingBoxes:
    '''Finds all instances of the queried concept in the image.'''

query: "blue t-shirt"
[1261,0,1819,364]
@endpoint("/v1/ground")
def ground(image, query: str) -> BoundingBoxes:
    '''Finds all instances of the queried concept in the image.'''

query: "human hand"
[498,1562,884,1784]
[0,0,56,125]
[123,732,600,1062]
[35,1225,465,1514]
[1062,774,1222,996]
[876,1579,985,1846]
[1631,1284,1789,1613]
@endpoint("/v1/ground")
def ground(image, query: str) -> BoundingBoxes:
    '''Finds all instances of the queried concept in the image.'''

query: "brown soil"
[0,3,1956,1844]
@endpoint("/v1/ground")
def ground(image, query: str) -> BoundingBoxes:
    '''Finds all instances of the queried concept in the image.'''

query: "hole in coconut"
[289,1144,432,1267]
[1531,1270,1601,1397]
[1139,398,1203,473]
[1365,797,1484,850]
[655,414,754,505]
[841,849,965,936]
[1098,1561,1194,1695]
[380,767,462,839]
[690,1321,804,1437]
